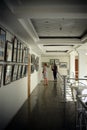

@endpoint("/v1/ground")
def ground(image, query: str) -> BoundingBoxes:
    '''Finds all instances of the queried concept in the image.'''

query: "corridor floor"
[6,81,76,130]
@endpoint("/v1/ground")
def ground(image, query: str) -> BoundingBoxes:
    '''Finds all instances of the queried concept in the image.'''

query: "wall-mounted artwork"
[17,41,21,62]
[12,65,18,81]
[55,59,59,65]
[17,65,22,79]
[4,64,12,85]
[0,64,3,87]
[50,59,55,65]
[35,57,39,65]
[35,64,39,71]
[0,28,6,61]
[5,40,13,62]
[59,62,67,68]
[24,65,28,76]
[31,54,35,64]
[31,65,34,73]
[21,65,25,77]
[12,37,18,62]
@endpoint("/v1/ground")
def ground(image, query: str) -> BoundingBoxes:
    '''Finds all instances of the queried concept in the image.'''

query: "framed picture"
[5,40,13,62]
[24,65,28,76]
[31,65,34,73]
[4,64,12,85]
[12,65,18,81]
[0,28,6,61]
[55,59,59,65]
[24,47,29,63]
[35,57,39,65]
[0,64,3,87]
[12,36,18,62]
[17,42,21,62]
[59,62,67,68]
[31,54,35,64]
[17,65,22,79]
[35,64,39,71]
[50,59,55,65]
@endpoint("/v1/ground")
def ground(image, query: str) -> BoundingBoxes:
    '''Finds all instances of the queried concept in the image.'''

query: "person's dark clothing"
[52,64,58,80]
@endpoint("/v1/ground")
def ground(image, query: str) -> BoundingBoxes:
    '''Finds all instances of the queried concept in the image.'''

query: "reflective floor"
[6,81,76,130]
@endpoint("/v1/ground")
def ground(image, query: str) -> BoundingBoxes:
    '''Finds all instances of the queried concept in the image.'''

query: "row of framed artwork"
[0,28,29,63]
[0,64,28,87]
[50,59,67,68]
[42,61,67,68]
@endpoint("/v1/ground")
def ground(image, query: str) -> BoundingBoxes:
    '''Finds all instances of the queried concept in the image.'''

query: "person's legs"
[54,72,57,81]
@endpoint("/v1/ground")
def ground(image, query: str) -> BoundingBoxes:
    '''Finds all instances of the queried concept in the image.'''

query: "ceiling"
[1,0,87,56]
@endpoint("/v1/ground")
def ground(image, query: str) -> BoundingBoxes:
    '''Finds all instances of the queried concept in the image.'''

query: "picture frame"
[35,57,39,65]
[35,64,39,71]
[55,59,59,65]
[31,54,35,64]
[24,65,28,76]
[50,59,55,65]
[4,64,12,85]
[12,36,18,62]
[0,64,3,87]
[12,65,18,81]
[59,62,67,68]
[24,47,29,63]
[17,65,22,79]
[5,40,13,62]
[17,41,21,62]
[31,64,35,73]
[0,28,6,61]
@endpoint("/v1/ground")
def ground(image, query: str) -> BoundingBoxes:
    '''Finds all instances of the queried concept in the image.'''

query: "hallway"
[6,81,76,130]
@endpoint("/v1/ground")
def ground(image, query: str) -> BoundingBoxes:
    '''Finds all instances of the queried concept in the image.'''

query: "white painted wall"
[78,50,87,78]
[0,78,28,130]
[69,51,76,78]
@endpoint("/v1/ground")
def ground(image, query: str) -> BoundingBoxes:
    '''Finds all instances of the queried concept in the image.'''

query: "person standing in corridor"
[42,63,48,85]
[51,63,58,81]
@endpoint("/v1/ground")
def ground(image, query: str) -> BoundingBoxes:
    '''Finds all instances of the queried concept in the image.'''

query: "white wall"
[41,55,69,80]
[69,51,76,78]
[0,78,28,129]
[78,50,87,78]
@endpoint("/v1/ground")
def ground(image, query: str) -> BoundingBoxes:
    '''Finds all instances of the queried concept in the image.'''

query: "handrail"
[57,71,63,81]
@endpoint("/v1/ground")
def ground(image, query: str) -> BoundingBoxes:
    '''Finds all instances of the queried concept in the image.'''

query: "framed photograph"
[55,59,59,65]
[24,47,29,63]
[17,42,21,62]
[31,54,35,64]
[24,65,28,76]
[35,57,39,65]
[12,36,18,62]
[0,28,6,61]
[59,62,67,68]
[31,65,34,73]
[5,40,13,62]
[35,64,39,71]
[50,59,55,65]
[4,64,12,85]
[0,64,3,87]
[17,65,22,79]
[12,65,18,81]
